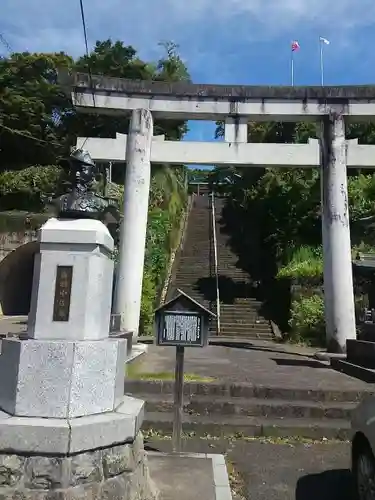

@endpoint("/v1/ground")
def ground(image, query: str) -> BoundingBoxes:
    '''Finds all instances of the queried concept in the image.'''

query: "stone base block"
[0,430,158,500]
[0,338,127,418]
[0,395,144,455]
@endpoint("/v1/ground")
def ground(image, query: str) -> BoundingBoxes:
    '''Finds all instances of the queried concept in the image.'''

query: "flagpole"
[291,51,294,86]
[320,40,324,86]
[290,41,299,86]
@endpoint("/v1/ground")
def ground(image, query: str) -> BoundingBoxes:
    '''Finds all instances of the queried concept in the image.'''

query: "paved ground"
[232,441,353,500]
[0,316,27,335]
[1,317,360,498]
[1,317,370,393]
[146,438,353,500]
[134,341,370,391]
[3,316,371,394]
[148,453,216,500]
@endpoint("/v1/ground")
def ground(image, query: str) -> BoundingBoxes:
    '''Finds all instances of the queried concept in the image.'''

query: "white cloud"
[0,0,375,52]
[1,0,374,76]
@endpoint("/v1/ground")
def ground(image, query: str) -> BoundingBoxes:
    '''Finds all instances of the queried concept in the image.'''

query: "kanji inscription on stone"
[52,266,73,322]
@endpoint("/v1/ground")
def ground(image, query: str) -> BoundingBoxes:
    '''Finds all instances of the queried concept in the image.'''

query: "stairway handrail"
[211,191,221,335]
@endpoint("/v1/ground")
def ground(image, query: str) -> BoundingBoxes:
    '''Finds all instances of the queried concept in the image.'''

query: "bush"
[277,245,323,281]
[140,206,184,335]
[0,165,64,211]
[140,271,157,335]
[288,295,325,346]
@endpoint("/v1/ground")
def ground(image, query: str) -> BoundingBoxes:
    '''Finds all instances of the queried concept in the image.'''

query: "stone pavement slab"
[148,452,231,500]
[132,342,370,391]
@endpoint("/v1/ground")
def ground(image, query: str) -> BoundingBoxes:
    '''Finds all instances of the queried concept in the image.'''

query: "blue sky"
[1,0,375,157]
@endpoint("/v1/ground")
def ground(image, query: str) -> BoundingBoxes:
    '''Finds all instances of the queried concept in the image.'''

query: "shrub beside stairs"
[166,194,273,340]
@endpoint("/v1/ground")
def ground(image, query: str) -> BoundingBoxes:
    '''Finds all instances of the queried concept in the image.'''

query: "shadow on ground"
[296,469,354,500]
[196,276,261,304]
[271,358,327,369]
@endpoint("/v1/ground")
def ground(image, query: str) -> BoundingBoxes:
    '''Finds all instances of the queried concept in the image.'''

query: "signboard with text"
[154,289,215,348]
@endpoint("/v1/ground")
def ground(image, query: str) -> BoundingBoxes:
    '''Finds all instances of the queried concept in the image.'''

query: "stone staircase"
[125,378,361,440]
[167,194,273,340]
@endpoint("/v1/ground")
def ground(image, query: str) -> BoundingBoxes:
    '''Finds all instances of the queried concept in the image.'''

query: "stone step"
[216,317,269,324]
[217,313,269,319]
[183,234,210,238]
[212,331,273,340]
[171,284,260,297]
[217,327,272,336]
[218,304,264,311]
[141,411,351,440]
[138,393,356,420]
[213,328,271,336]
[124,380,371,403]
[174,273,251,280]
[331,358,375,383]
[218,320,270,328]
[183,233,210,237]
[219,301,263,308]
[212,325,270,333]
[175,270,247,277]
[346,339,375,368]
[176,261,212,266]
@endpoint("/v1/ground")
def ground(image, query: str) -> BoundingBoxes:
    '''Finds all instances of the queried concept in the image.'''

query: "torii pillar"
[113,109,153,339]
[320,107,356,353]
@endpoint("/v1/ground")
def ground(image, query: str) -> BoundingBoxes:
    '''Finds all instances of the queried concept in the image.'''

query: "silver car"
[351,394,375,500]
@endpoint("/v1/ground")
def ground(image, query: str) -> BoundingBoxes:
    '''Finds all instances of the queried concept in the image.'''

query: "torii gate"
[63,71,375,353]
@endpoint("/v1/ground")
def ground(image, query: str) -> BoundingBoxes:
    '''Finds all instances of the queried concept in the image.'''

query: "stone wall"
[0,431,158,500]
[0,231,37,263]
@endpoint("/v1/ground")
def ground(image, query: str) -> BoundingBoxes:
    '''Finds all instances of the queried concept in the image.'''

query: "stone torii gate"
[64,72,375,353]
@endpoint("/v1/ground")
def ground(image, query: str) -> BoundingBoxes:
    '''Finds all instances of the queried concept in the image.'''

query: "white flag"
[320,37,330,45]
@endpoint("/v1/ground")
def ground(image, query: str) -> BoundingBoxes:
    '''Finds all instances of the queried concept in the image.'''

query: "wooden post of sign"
[172,345,185,452]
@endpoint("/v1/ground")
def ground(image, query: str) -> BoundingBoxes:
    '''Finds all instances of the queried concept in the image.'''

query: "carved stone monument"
[0,150,158,500]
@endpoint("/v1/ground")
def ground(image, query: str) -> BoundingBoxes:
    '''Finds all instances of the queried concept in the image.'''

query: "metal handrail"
[210,192,221,334]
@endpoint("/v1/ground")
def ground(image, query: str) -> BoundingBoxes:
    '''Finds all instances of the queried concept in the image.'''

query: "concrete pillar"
[320,109,356,353]
[114,109,153,338]
[224,117,248,143]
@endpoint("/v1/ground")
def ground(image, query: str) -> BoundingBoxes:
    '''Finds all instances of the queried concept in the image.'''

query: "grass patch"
[226,458,246,500]
[142,428,348,444]
[126,365,215,383]
[277,245,323,280]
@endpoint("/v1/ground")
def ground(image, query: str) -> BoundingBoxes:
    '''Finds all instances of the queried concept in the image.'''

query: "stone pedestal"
[28,218,114,341]
[0,218,157,500]
[0,430,158,500]
[0,337,126,418]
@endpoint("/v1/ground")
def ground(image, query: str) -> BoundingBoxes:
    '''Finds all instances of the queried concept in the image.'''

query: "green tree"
[0,39,191,172]
[68,39,189,142]
[0,51,73,168]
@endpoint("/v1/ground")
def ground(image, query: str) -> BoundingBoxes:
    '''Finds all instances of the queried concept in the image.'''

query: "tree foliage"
[0,52,73,167]
[0,39,190,171]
